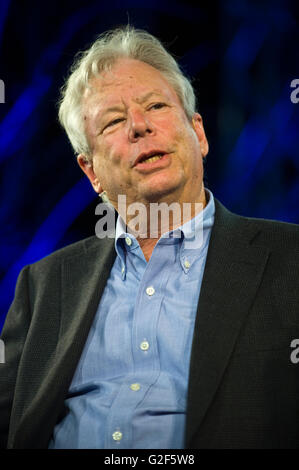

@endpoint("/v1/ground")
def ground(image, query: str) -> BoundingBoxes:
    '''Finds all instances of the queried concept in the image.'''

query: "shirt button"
[184,259,191,269]
[130,383,141,391]
[125,236,132,246]
[140,341,149,351]
[112,431,123,441]
[146,286,155,296]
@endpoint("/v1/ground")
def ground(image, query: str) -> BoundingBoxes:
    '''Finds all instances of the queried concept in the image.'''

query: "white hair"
[58,25,197,159]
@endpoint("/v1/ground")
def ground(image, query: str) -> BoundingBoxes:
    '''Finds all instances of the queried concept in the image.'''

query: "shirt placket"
[105,238,172,448]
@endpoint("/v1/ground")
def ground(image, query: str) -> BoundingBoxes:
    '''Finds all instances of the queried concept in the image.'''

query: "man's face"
[78,58,208,208]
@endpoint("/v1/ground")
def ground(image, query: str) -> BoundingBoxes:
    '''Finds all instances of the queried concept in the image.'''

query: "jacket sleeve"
[0,265,32,448]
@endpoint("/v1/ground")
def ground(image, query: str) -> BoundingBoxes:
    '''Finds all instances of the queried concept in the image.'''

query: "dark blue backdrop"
[0,0,298,330]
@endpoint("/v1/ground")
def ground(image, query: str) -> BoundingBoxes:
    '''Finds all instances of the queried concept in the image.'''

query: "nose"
[128,109,154,142]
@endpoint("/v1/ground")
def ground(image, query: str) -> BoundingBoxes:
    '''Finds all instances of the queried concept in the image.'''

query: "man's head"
[58,26,208,208]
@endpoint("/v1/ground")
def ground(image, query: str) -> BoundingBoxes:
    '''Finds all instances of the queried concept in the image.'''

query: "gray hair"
[58,25,197,159]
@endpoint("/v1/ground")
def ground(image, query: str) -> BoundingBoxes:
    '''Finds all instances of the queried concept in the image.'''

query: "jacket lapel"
[12,236,116,448]
[58,236,116,361]
[185,199,270,446]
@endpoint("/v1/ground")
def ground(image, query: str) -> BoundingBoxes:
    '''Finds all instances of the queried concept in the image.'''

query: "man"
[1,26,299,449]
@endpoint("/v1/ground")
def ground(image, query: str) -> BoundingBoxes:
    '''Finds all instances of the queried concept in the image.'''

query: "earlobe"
[192,113,209,158]
[77,154,103,194]
[201,141,209,158]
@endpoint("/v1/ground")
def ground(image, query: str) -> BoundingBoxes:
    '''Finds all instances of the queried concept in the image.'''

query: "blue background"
[0,0,298,330]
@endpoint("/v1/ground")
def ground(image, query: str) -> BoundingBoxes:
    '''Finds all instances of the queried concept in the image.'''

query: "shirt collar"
[177,188,215,272]
[115,188,215,276]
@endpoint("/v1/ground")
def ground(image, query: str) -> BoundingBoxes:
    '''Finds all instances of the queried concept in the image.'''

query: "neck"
[124,187,207,261]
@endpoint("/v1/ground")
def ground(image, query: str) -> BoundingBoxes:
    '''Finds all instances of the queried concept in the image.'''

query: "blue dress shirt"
[49,189,215,449]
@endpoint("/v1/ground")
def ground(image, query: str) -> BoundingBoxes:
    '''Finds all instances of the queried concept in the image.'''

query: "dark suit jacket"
[1,198,299,449]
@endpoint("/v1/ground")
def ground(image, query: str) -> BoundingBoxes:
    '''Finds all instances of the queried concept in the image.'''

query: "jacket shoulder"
[243,214,299,251]
[29,235,112,273]
[214,198,299,252]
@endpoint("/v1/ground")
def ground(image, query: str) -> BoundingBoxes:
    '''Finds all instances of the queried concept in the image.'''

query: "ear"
[192,113,209,158]
[77,154,104,194]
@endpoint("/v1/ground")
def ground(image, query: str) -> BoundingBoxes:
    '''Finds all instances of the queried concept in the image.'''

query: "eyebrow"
[101,105,125,116]
[100,91,165,118]
[136,91,165,104]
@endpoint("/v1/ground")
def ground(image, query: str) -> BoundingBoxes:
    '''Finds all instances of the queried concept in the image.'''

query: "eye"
[104,118,125,130]
[149,102,166,110]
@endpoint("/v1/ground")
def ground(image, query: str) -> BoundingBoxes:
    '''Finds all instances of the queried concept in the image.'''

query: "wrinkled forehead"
[81,58,181,109]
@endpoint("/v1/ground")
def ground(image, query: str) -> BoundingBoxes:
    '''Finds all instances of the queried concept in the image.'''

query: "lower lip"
[134,153,172,172]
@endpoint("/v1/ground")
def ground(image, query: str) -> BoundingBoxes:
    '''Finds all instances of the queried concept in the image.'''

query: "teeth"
[144,154,163,163]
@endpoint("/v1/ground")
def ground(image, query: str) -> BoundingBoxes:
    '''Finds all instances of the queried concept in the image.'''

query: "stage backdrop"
[0,0,298,329]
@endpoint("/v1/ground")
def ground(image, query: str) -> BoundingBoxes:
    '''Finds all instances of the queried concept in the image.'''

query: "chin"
[142,185,182,203]
[139,174,184,202]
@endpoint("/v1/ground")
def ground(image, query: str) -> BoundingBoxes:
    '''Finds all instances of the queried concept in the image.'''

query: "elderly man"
[1,26,299,450]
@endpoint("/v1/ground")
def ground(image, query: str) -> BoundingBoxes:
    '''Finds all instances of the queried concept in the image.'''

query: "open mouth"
[135,151,167,166]
[141,153,165,164]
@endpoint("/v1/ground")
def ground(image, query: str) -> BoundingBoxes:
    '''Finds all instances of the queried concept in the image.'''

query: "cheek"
[93,141,129,187]
[172,125,196,153]
[99,135,129,165]
[176,129,203,170]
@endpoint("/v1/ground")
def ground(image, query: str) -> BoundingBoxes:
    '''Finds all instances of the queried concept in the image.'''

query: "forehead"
[82,58,181,112]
